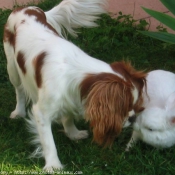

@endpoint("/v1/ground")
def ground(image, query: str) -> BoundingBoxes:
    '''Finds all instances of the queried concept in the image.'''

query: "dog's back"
[3,0,107,104]
[4,7,60,102]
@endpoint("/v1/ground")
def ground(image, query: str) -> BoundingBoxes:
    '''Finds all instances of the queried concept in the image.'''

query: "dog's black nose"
[128,115,136,123]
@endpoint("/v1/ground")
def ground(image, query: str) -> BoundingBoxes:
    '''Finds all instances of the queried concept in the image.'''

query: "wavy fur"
[127,70,175,150]
[111,61,147,113]
[26,110,43,158]
[85,74,133,147]
[45,0,107,37]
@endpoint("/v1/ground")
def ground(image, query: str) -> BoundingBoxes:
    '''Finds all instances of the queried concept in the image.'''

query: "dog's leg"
[4,42,26,118]
[61,116,88,140]
[10,85,26,118]
[7,63,26,119]
[125,131,140,151]
[32,104,63,171]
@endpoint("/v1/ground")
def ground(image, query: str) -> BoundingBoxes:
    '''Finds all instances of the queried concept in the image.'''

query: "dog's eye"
[147,127,153,131]
[145,126,153,131]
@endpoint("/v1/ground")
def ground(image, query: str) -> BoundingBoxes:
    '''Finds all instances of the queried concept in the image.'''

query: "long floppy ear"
[84,75,133,147]
[111,61,147,113]
[111,61,147,86]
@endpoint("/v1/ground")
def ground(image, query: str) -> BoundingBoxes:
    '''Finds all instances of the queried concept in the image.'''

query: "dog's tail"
[45,0,107,38]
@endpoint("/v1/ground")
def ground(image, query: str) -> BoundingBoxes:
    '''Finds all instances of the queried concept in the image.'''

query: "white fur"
[4,0,108,171]
[4,0,139,171]
[126,70,175,150]
[45,0,107,38]
[123,85,138,128]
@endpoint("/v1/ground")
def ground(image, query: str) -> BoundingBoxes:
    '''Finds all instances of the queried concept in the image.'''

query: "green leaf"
[160,0,175,16]
[142,7,175,31]
[139,31,175,44]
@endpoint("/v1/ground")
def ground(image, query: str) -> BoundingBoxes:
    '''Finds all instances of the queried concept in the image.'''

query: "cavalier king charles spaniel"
[3,0,146,171]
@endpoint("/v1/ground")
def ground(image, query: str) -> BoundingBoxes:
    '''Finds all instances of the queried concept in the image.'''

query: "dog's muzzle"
[123,114,137,128]
[128,114,136,124]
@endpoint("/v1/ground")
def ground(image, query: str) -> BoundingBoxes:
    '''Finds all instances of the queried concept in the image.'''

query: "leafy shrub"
[140,0,175,44]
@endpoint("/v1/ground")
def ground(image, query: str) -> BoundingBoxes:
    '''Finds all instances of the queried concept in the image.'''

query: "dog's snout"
[128,115,136,123]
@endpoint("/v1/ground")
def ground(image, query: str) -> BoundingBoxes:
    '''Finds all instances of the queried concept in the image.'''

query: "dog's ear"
[169,116,175,125]
[165,92,175,111]
[84,77,133,147]
[165,92,175,126]
[111,61,147,114]
[111,61,147,90]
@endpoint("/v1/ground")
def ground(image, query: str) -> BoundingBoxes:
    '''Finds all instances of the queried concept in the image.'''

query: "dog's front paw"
[68,130,89,140]
[43,163,64,173]
[10,110,26,119]
[125,145,131,152]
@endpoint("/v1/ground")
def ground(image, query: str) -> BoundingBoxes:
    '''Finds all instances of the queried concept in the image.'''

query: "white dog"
[126,70,175,150]
[3,0,146,171]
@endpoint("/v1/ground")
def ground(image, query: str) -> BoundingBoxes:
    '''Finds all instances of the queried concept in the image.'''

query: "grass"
[0,0,175,174]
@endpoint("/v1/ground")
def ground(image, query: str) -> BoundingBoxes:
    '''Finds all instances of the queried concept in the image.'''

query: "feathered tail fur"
[26,110,43,158]
[45,0,107,38]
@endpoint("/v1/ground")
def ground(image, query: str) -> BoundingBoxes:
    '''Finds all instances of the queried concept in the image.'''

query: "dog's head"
[133,91,175,148]
[80,61,146,147]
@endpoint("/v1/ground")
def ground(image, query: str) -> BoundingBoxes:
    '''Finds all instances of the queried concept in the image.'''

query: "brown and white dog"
[3,0,146,171]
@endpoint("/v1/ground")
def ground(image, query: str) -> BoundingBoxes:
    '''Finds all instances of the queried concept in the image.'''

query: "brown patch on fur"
[17,51,26,74]
[33,52,47,88]
[81,73,133,147]
[24,8,58,35]
[4,7,26,48]
[111,61,147,113]
[3,25,15,47]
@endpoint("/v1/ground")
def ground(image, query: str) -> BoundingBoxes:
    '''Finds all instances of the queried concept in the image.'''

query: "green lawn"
[0,0,175,174]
